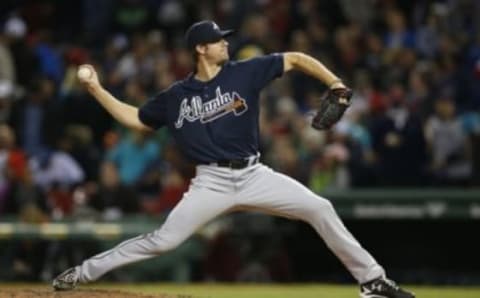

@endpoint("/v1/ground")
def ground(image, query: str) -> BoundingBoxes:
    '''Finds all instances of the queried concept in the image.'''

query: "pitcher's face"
[200,39,230,65]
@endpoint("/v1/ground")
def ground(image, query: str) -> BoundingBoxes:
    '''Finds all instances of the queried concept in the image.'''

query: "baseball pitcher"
[53,21,414,298]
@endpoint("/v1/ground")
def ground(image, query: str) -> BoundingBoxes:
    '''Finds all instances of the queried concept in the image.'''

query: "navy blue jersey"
[138,53,284,163]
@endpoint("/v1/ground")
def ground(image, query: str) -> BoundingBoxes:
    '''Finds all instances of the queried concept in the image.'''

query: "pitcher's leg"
[77,186,234,283]
[239,165,384,283]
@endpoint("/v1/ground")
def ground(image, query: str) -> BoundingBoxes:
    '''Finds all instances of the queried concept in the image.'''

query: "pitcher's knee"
[304,196,336,219]
[148,230,184,254]
[318,197,335,211]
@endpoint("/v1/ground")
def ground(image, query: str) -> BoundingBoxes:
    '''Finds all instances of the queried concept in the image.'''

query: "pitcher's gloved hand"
[311,87,352,130]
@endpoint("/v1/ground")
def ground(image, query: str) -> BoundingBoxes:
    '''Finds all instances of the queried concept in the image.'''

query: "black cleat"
[360,276,415,298]
[52,267,79,291]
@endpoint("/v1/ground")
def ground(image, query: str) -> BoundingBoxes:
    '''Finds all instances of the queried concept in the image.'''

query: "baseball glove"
[311,87,352,130]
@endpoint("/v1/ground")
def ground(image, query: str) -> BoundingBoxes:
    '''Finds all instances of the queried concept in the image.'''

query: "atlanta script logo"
[175,87,248,129]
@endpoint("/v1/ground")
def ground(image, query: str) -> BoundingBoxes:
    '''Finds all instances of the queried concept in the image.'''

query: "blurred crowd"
[2,0,480,217]
[1,0,480,218]
[1,0,480,281]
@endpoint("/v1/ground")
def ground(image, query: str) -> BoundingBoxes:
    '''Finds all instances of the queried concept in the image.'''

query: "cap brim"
[220,29,235,38]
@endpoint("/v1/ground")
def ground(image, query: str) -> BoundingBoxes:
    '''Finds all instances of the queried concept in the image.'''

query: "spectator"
[425,97,473,186]
[142,168,187,215]
[3,15,38,88]
[29,148,85,192]
[0,124,30,214]
[106,130,160,186]
[0,79,14,122]
[32,30,64,84]
[88,161,138,219]
[0,26,16,83]
[369,83,427,186]
[113,0,150,33]
[383,9,416,50]
[116,34,155,84]
[8,77,62,157]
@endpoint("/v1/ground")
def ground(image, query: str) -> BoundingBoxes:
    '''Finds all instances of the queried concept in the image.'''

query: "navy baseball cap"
[185,20,234,49]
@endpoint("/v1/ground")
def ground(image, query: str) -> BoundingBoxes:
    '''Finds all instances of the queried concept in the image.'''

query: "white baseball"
[77,66,92,80]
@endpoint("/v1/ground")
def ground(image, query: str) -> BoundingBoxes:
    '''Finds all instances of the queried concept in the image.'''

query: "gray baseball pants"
[76,163,384,283]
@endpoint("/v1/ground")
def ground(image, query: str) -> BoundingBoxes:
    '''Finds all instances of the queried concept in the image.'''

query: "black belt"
[202,156,259,169]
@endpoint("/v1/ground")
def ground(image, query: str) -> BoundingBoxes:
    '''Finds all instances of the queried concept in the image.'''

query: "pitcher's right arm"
[77,64,152,132]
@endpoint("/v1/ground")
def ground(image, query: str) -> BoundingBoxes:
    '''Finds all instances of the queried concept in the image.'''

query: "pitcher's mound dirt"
[0,288,194,298]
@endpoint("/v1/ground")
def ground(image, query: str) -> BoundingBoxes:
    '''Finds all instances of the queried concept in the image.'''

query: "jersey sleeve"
[138,92,168,130]
[247,53,284,90]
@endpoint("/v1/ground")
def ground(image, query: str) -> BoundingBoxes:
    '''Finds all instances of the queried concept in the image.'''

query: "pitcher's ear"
[196,44,207,55]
